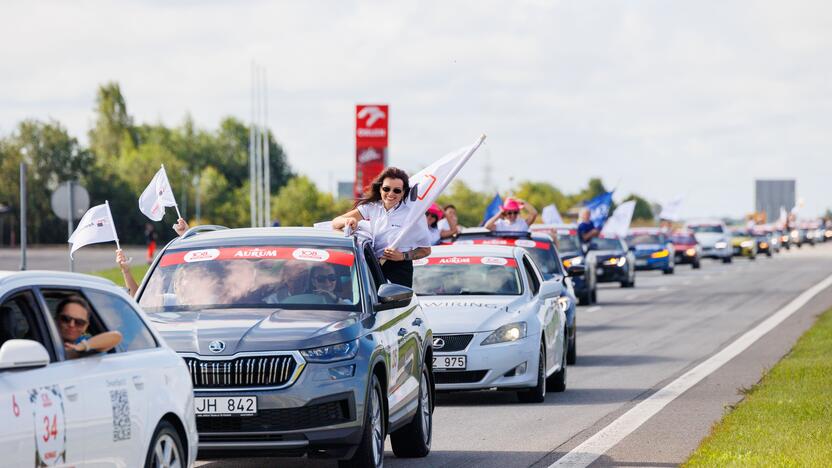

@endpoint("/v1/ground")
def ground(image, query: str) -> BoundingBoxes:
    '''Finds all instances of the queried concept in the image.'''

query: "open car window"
[413,256,523,296]
[138,245,360,311]
[0,291,56,363]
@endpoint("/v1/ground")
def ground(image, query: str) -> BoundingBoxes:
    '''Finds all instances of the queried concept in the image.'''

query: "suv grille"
[197,400,352,432]
[433,334,473,352]
[184,355,298,389]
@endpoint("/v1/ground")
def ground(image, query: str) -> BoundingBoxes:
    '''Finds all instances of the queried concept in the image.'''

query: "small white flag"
[601,201,636,239]
[659,196,684,221]
[139,165,178,221]
[390,135,486,248]
[68,202,119,258]
[541,204,564,225]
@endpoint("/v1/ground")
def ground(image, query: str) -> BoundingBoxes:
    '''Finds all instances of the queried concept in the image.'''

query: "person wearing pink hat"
[425,204,444,245]
[485,197,538,232]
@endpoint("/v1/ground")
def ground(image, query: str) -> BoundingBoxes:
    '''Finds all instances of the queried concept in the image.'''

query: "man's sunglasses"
[381,186,403,194]
[313,274,338,282]
[58,314,88,328]
[504,210,519,215]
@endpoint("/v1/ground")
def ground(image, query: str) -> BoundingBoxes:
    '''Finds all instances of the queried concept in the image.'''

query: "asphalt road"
[0,245,146,273]
[187,244,832,468]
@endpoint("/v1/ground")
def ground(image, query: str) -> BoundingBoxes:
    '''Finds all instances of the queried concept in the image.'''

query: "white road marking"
[584,306,602,313]
[624,294,639,301]
[550,272,832,468]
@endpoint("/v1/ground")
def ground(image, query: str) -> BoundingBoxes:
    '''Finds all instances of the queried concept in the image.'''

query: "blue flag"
[481,193,503,226]
[585,191,613,229]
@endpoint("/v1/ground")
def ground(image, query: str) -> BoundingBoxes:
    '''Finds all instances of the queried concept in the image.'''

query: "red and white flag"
[68,201,120,258]
[139,165,178,221]
[390,135,486,248]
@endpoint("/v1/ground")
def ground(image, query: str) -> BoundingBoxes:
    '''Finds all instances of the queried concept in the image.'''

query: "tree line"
[0,83,656,246]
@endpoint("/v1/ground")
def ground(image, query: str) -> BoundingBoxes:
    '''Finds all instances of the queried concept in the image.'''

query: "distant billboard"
[755,179,795,222]
[355,104,388,198]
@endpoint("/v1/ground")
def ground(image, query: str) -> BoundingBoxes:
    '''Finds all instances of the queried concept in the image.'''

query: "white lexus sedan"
[0,271,197,467]
[412,245,570,403]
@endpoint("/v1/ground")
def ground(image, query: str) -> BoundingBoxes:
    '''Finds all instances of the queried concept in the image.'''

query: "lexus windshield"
[138,245,360,311]
[413,256,523,296]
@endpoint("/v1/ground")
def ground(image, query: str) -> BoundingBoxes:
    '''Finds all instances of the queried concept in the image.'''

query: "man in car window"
[577,208,600,252]
[56,296,122,359]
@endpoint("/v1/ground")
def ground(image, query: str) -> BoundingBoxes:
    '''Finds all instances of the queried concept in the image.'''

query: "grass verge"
[684,308,832,467]
[90,264,150,285]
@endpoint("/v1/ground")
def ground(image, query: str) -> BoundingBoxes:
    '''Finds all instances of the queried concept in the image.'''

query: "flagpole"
[105,200,121,251]
[159,163,183,220]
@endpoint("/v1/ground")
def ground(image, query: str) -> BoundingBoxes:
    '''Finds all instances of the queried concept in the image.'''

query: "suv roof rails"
[181,225,229,239]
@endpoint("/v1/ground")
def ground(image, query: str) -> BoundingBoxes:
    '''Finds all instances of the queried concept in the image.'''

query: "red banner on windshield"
[159,247,355,267]
[455,238,549,250]
[414,256,518,267]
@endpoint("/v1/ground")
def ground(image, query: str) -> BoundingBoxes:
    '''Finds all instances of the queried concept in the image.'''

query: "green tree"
[513,181,569,214]
[622,193,654,221]
[436,180,491,227]
[89,82,135,165]
[272,176,345,227]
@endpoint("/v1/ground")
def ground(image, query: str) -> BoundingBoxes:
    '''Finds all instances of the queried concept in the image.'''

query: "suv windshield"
[138,245,360,311]
[671,235,696,244]
[590,238,623,251]
[557,235,579,254]
[689,225,724,234]
[413,256,522,296]
[627,234,662,245]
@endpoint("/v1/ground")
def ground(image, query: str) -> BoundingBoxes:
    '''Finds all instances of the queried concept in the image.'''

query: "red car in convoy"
[671,231,702,269]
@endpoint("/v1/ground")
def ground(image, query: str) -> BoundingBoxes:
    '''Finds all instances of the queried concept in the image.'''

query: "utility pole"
[19,162,27,271]
[67,180,74,272]
[262,68,270,227]
[249,61,257,227]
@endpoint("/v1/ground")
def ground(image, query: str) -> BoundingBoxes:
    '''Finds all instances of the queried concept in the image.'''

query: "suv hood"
[694,232,725,246]
[147,308,361,355]
[418,296,524,334]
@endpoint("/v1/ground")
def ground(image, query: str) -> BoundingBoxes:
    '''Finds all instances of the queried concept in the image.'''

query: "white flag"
[139,165,178,221]
[659,196,683,221]
[390,135,486,248]
[541,204,563,225]
[68,203,119,258]
[601,201,636,239]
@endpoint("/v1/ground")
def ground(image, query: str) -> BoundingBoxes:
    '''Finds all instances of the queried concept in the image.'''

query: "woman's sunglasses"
[313,274,338,282]
[381,186,403,194]
[504,210,519,215]
[58,314,88,328]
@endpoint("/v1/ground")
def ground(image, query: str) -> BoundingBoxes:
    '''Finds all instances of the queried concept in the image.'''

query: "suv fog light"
[504,362,527,377]
[329,364,355,380]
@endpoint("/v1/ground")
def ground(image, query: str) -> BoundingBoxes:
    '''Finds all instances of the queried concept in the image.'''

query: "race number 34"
[29,386,66,466]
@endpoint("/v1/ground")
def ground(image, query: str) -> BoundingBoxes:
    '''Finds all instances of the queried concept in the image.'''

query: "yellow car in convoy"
[730,227,758,260]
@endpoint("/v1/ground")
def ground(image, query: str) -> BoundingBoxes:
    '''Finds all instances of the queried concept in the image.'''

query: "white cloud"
[2,0,831,217]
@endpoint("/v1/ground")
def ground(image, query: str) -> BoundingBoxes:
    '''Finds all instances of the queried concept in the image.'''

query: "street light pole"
[19,162,27,271]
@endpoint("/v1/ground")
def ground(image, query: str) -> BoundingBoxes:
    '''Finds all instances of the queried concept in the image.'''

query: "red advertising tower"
[355,104,388,198]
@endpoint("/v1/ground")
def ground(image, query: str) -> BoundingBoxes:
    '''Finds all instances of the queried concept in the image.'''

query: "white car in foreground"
[412,245,570,403]
[0,271,197,467]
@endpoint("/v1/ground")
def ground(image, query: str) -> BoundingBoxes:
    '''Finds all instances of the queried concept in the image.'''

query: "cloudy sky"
[2,0,831,218]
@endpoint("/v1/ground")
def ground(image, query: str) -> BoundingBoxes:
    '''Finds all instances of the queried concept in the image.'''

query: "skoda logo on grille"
[432,337,445,350]
[208,340,226,353]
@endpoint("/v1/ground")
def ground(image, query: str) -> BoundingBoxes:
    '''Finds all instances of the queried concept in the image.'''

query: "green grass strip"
[90,264,150,286]
[685,308,832,467]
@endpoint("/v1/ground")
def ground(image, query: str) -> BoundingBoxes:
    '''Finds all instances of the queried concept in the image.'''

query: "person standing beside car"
[577,207,600,252]
[437,204,462,239]
[332,167,432,288]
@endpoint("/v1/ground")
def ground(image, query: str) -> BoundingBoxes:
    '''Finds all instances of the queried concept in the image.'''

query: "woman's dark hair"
[443,204,456,211]
[426,212,439,229]
[355,167,410,208]
[56,295,92,318]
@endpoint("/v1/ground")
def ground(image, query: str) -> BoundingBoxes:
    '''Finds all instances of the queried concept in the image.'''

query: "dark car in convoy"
[451,229,583,365]
[136,226,434,467]
[589,236,636,287]
[670,231,702,269]
[627,228,675,274]
[530,224,598,306]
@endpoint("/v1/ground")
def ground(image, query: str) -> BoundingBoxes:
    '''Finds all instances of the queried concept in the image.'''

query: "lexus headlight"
[740,240,754,248]
[301,339,359,363]
[715,241,728,249]
[481,322,527,346]
[557,297,571,314]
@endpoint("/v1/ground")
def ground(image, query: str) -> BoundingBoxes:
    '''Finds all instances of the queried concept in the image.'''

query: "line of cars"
[1,215,826,467]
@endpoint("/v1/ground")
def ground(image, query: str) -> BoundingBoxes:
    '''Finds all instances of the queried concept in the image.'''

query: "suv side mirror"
[376,283,415,311]
[567,264,586,277]
[0,339,50,371]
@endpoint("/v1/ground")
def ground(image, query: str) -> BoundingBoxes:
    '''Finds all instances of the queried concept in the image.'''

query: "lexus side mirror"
[0,339,50,371]
[376,283,414,311]
[567,264,586,277]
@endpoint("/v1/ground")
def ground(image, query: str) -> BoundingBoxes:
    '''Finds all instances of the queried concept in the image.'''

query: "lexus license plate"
[195,396,257,416]
[433,355,467,369]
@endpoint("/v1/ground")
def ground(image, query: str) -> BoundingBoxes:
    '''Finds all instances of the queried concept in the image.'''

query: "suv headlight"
[301,339,359,363]
[481,322,527,346]
[714,241,728,249]
[564,256,582,268]
[740,240,754,248]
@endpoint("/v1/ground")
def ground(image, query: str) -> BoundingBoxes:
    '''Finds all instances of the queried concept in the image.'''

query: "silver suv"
[136,226,434,467]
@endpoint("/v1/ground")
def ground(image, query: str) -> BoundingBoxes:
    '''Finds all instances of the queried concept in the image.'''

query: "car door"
[362,246,420,421]
[39,287,159,466]
[521,255,558,369]
[0,289,88,466]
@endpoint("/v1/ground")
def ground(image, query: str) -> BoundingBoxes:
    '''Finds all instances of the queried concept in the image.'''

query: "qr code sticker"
[110,389,131,441]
